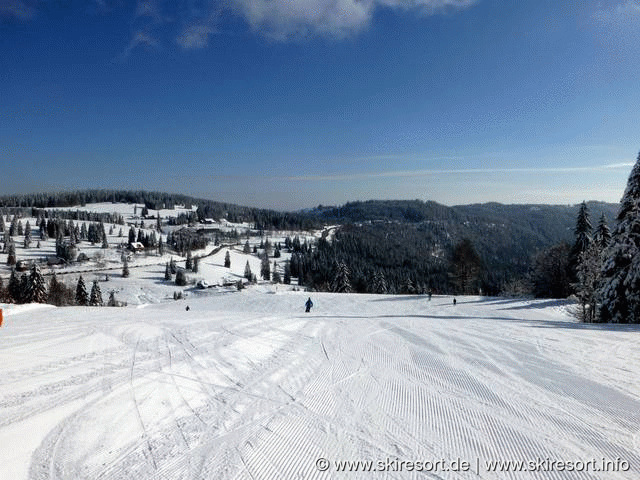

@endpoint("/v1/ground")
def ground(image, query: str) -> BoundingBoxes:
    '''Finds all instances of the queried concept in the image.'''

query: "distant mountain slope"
[300,200,619,294]
[313,199,618,244]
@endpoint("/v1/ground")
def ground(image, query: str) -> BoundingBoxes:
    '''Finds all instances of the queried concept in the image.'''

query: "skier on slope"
[305,297,313,313]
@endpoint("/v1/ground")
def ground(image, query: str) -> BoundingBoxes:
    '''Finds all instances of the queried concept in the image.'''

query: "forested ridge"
[0,189,322,231]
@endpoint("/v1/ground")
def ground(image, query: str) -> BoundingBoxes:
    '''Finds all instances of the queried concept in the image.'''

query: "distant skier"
[305,297,313,313]
[453,298,457,306]
[428,290,432,301]
[186,305,190,311]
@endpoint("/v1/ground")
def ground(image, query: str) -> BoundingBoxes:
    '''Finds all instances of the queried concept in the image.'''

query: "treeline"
[0,189,323,231]
[35,208,126,225]
[0,264,119,307]
[0,190,192,210]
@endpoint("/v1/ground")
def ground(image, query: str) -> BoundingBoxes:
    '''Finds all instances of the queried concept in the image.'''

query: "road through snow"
[1,293,639,479]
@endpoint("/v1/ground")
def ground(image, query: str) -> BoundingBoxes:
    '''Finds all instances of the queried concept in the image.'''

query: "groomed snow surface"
[1,293,639,479]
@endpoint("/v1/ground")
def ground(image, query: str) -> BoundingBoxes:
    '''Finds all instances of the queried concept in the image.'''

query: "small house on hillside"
[128,242,145,252]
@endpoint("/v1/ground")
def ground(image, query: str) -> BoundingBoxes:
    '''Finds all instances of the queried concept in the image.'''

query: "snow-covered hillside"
[1,293,639,479]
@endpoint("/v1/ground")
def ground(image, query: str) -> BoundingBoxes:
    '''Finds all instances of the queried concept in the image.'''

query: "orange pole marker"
[0,308,3,327]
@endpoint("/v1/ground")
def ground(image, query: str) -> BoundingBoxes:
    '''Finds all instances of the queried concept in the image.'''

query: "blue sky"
[1,0,639,210]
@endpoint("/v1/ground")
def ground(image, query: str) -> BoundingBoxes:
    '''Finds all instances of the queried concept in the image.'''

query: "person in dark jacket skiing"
[305,297,313,313]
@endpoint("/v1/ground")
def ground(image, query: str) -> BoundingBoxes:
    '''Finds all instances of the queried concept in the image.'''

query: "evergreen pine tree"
[6,242,16,265]
[598,152,640,323]
[24,221,31,248]
[175,269,187,286]
[260,254,270,281]
[574,242,601,322]
[101,225,109,248]
[272,261,281,283]
[186,251,193,270]
[569,201,592,284]
[283,261,291,285]
[9,216,17,237]
[108,291,117,307]
[89,280,103,306]
[0,276,6,303]
[594,214,611,250]
[224,251,231,268]
[403,276,416,294]
[290,254,300,278]
[47,273,66,306]
[192,257,199,273]
[25,263,47,303]
[122,258,130,278]
[158,236,164,256]
[244,261,252,281]
[243,240,251,254]
[8,268,20,303]
[164,262,171,280]
[331,261,352,293]
[19,274,28,304]
[372,271,388,294]
[76,276,88,306]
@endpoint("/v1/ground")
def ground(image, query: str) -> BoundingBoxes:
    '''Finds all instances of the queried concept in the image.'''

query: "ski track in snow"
[0,293,639,479]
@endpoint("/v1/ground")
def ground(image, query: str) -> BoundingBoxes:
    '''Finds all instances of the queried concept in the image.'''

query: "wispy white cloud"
[176,23,215,48]
[286,162,635,181]
[117,30,159,61]
[593,0,640,23]
[135,0,163,21]
[230,0,477,40]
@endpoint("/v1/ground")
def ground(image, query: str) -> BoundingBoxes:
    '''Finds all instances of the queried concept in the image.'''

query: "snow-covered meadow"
[1,293,639,479]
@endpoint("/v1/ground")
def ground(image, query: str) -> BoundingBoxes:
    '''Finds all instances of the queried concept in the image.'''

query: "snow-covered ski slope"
[1,293,639,479]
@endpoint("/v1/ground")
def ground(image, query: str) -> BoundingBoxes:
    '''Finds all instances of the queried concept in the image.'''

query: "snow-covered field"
[1,293,639,479]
